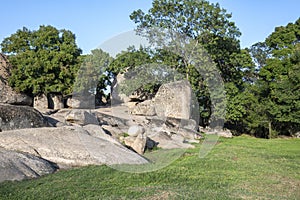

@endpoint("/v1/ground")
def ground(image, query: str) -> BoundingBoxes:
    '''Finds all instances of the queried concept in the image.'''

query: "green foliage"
[130,0,245,84]
[73,48,113,104]
[0,25,82,96]
[240,18,300,137]
[0,137,299,199]
[130,0,254,127]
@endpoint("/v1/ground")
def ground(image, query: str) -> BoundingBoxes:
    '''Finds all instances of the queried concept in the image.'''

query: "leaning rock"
[0,148,57,183]
[65,109,99,126]
[132,133,147,154]
[0,126,148,167]
[111,73,130,104]
[0,104,49,131]
[0,54,32,106]
[123,134,147,155]
[153,80,198,121]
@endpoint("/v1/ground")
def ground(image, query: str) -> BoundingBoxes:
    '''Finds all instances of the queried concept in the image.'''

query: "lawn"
[0,135,299,199]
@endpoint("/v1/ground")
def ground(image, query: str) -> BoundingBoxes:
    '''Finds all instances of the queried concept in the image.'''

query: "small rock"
[217,130,233,138]
[132,133,147,154]
[128,125,145,137]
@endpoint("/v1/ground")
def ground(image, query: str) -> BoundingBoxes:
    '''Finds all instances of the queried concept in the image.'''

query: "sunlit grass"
[0,136,299,199]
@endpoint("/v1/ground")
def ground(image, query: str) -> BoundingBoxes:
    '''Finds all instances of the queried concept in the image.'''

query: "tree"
[73,48,113,105]
[0,25,82,96]
[130,0,247,84]
[130,0,254,127]
[245,18,300,137]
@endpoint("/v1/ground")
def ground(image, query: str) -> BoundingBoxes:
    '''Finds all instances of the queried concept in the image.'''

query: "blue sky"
[0,0,299,54]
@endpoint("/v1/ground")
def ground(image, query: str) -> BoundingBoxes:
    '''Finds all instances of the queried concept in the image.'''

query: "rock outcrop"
[0,54,32,105]
[153,80,198,121]
[0,126,148,168]
[111,73,130,104]
[0,148,57,183]
[0,104,49,131]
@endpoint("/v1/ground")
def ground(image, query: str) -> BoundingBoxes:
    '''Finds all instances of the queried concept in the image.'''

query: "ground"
[0,135,299,200]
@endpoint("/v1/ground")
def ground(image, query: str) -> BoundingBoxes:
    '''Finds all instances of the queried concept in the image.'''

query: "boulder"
[111,73,130,104]
[0,148,57,183]
[0,149,57,182]
[34,94,49,111]
[127,125,145,137]
[65,109,99,126]
[66,94,95,109]
[149,131,194,149]
[0,104,49,131]
[0,126,148,167]
[122,134,147,155]
[101,125,125,139]
[132,133,147,154]
[0,54,32,106]
[130,100,156,116]
[216,130,233,138]
[48,93,64,109]
[205,129,233,138]
[153,80,198,121]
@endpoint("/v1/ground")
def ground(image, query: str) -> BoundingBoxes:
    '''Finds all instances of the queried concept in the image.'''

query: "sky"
[0,0,299,55]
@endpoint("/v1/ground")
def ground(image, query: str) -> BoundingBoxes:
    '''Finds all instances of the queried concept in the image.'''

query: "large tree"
[255,18,300,136]
[130,0,248,84]
[0,25,82,96]
[73,48,112,105]
[130,0,253,127]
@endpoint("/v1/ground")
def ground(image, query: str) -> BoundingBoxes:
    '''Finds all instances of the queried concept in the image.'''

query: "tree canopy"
[0,25,82,96]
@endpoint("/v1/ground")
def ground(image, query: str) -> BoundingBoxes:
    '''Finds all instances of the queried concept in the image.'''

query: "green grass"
[0,135,299,199]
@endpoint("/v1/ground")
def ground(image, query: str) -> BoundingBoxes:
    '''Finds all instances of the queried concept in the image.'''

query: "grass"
[0,135,299,199]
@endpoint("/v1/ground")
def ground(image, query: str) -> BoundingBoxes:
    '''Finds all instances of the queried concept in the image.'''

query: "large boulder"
[153,80,198,121]
[65,109,99,126]
[0,126,148,167]
[0,148,57,183]
[111,73,130,104]
[0,54,32,105]
[0,104,49,131]
[66,93,95,109]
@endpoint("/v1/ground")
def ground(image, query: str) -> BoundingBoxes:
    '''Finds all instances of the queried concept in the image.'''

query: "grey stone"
[111,73,130,104]
[0,54,32,106]
[132,133,147,154]
[65,109,99,126]
[0,126,148,167]
[127,125,145,137]
[149,131,194,149]
[48,93,64,109]
[34,94,48,111]
[130,100,156,116]
[0,104,49,131]
[0,148,57,183]
[153,80,199,121]
[66,93,95,109]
